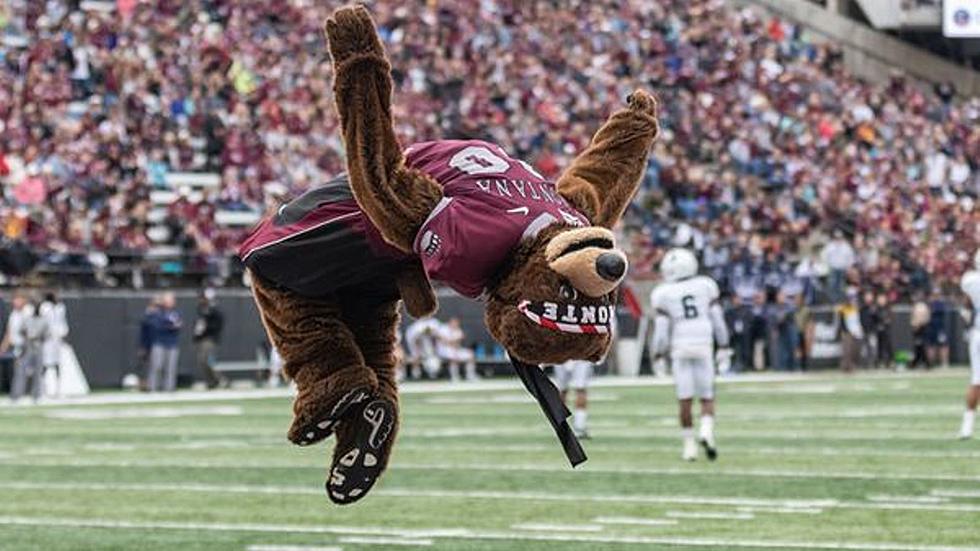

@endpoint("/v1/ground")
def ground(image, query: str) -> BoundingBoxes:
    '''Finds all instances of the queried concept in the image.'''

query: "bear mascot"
[239,5,660,505]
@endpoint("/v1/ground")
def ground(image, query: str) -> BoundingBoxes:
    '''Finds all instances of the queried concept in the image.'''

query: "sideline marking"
[0,516,975,551]
[593,516,678,526]
[666,511,754,520]
[45,406,243,420]
[511,523,603,532]
[5,481,980,514]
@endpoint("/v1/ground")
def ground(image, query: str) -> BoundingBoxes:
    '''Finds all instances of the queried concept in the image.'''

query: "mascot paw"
[325,5,385,64]
[288,368,378,447]
[626,89,659,116]
[325,398,397,505]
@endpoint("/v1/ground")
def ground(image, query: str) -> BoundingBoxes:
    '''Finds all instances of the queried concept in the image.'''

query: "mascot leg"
[251,274,379,446]
[324,295,400,505]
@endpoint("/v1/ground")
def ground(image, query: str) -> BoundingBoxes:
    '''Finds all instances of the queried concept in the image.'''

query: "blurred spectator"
[927,288,951,369]
[436,317,478,382]
[821,232,856,302]
[859,289,880,368]
[725,294,754,373]
[795,294,814,370]
[875,292,895,369]
[147,292,181,392]
[39,291,68,396]
[0,0,973,299]
[910,294,931,369]
[138,295,159,390]
[838,288,865,373]
[193,287,224,389]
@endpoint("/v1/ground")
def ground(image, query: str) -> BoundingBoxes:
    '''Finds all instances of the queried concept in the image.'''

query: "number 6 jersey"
[649,275,729,352]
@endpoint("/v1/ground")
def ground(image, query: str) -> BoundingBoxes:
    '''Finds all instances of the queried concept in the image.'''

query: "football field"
[0,370,978,551]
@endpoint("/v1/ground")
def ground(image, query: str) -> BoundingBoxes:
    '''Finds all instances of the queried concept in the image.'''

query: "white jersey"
[961,270,980,332]
[650,275,728,352]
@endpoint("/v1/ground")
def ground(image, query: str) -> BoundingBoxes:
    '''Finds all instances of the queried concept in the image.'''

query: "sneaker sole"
[326,399,395,505]
[293,387,372,447]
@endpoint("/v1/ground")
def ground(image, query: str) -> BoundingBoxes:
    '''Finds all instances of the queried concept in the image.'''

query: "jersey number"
[681,295,698,319]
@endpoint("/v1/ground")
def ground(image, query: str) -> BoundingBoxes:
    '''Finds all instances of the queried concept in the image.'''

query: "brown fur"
[484,225,614,365]
[246,4,660,504]
[556,91,660,228]
[250,273,380,445]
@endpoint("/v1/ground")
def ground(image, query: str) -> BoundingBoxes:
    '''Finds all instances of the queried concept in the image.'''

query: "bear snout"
[596,252,626,281]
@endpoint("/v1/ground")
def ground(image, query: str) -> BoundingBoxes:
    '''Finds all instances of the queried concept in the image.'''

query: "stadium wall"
[738,0,980,96]
[3,290,967,389]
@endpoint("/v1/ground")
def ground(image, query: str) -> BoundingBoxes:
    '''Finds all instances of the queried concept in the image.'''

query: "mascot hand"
[325,5,385,65]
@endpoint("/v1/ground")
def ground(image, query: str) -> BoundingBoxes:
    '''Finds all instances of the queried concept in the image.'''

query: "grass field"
[1,370,979,551]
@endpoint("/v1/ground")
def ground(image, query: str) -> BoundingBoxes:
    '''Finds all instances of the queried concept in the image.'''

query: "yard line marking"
[736,507,823,515]
[425,392,619,405]
[2,371,958,409]
[8,481,978,515]
[931,489,980,498]
[44,406,243,420]
[666,511,754,520]
[338,536,432,546]
[593,516,678,526]
[0,516,976,551]
[867,495,949,504]
[247,547,342,551]
[511,523,603,532]
[5,457,980,484]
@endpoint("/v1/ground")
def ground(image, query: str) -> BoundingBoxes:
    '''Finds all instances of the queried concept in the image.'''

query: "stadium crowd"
[0,0,977,300]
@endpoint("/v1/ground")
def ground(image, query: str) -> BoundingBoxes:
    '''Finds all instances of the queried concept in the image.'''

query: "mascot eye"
[559,283,578,302]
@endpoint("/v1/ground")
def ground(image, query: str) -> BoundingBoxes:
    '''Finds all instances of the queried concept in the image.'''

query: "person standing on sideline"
[138,297,160,391]
[909,294,931,370]
[1,292,31,401]
[193,288,225,389]
[148,292,182,392]
[875,293,894,370]
[39,292,69,397]
[837,288,864,373]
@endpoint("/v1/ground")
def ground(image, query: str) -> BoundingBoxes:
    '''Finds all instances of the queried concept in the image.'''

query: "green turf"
[1,370,978,550]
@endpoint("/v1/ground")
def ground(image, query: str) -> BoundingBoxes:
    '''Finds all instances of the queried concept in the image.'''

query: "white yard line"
[4,481,979,515]
[867,495,949,504]
[593,516,678,526]
[666,511,754,520]
[4,457,980,485]
[44,406,243,420]
[0,371,961,409]
[247,547,342,551]
[931,489,980,498]
[737,506,824,515]
[0,515,976,551]
[512,523,603,532]
[337,536,432,546]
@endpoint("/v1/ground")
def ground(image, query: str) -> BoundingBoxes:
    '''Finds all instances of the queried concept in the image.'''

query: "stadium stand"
[0,0,977,300]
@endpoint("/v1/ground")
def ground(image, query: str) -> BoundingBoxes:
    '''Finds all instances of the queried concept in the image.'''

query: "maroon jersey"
[406,140,588,298]
[239,140,588,299]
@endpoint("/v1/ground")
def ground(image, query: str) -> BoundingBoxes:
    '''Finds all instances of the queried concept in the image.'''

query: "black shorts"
[239,174,410,299]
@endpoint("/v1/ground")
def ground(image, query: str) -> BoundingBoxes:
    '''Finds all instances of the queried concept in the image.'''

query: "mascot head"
[484,223,627,364]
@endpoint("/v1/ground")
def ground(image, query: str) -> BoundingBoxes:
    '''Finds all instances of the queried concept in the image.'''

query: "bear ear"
[556,89,660,228]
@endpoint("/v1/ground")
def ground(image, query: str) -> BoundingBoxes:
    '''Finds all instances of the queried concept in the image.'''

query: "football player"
[650,248,731,461]
[958,250,980,439]
[551,359,594,438]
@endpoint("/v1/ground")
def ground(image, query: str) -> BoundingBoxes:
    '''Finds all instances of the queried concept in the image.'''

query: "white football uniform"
[650,275,730,400]
[961,270,980,385]
[552,360,593,392]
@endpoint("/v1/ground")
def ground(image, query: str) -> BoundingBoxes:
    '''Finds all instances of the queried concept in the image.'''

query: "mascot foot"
[289,369,378,447]
[325,398,397,505]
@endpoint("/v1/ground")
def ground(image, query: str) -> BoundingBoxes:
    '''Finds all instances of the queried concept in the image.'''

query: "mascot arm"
[325,5,442,253]
[556,90,660,228]
[325,5,439,318]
